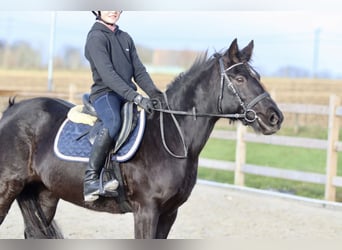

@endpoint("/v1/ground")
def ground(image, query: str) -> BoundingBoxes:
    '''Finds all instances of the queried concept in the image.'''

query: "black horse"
[0,39,283,238]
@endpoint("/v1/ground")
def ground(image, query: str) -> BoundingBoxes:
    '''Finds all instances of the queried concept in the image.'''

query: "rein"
[152,57,270,159]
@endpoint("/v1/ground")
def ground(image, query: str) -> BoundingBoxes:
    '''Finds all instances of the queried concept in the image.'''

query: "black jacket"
[85,22,158,102]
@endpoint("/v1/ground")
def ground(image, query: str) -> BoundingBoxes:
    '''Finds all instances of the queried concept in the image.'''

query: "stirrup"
[104,179,119,192]
[99,166,119,197]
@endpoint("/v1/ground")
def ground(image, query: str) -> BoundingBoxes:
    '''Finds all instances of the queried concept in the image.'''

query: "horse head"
[217,39,283,135]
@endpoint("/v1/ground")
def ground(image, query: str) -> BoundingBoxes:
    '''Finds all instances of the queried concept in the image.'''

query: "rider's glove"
[133,94,154,114]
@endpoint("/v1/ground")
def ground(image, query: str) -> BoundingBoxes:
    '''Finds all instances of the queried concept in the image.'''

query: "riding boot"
[84,127,117,202]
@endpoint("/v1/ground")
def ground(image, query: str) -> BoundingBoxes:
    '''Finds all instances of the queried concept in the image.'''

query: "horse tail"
[16,187,64,239]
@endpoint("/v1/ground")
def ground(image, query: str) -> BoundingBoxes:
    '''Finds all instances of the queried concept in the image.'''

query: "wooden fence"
[0,84,79,104]
[200,95,342,202]
[0,88,341,201]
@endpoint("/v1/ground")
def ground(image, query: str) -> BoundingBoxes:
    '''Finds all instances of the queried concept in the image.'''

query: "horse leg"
[0,179,25,226]
[16,184,63,239]
[155,209,178,239]
[133,206,160,239]
[30,187,63,239]
[35,187,60,224]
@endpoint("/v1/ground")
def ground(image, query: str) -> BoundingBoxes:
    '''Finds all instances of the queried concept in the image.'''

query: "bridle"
[217,57,269,123]
[153,56,269,122]
[152,56,270,158]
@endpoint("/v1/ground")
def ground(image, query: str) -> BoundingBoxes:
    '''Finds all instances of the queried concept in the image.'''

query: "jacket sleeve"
[128,36,161,97]
[86,34,138,102]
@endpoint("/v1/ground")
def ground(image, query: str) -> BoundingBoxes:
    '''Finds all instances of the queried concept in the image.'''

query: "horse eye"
[235,76,246,84]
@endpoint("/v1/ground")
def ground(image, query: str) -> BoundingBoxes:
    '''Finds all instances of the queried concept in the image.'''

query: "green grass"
[198,129,342,202]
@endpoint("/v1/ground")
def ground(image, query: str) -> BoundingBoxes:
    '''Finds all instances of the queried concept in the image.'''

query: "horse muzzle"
[254,107,284,135]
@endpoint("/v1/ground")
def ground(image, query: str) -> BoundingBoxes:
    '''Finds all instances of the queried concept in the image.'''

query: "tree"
[63,46,83,69]
[0,41,41,69]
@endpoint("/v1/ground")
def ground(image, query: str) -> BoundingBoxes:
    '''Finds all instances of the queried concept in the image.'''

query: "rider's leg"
[83,92,123,202]
[84,127,114,202]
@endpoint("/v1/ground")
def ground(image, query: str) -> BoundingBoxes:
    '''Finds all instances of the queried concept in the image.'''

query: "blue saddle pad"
[54,111,146,163]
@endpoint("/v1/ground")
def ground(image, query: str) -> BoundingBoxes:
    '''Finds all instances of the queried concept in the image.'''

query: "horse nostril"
[269,113,279,125]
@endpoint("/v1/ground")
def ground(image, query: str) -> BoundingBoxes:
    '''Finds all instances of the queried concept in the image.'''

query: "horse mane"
[166,50,217,95]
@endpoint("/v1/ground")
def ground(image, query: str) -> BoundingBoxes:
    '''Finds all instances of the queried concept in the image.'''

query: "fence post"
[324,95,340,201]
[234,123,247,186]
[68,84,76,103]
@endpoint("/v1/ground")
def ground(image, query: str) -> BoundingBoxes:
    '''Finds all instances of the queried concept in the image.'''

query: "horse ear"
[240,40,254,62]
[225,38,240,64]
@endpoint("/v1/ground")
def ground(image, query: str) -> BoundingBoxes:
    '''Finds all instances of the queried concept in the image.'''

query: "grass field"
[199,136,342,201]
[0,69,341,201]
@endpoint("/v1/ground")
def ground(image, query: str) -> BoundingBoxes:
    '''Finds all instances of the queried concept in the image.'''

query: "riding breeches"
[93,92,125,139]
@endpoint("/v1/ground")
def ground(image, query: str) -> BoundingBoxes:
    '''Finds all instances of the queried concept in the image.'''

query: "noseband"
[217,57,269,123]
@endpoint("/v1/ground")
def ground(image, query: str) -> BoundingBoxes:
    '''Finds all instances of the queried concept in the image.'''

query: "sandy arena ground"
[1,182,342,239]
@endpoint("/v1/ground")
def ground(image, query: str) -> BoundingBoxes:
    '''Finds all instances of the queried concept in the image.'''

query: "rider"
[84,11,162,202]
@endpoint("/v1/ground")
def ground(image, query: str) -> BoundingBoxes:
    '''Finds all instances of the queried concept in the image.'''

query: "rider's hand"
[148,90,164,109]
[133,94,154,114]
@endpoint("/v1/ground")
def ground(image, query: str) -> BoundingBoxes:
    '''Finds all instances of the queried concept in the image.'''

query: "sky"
[1,10,342,77]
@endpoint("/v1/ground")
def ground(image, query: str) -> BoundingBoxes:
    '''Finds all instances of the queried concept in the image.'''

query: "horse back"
[1,97,71,126]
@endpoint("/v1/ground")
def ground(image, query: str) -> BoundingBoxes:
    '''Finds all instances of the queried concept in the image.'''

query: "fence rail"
[0,85,79,103]
[200,95,342,202]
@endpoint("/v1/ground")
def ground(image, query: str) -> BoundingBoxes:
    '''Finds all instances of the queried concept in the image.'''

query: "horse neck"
[165,71,220,156]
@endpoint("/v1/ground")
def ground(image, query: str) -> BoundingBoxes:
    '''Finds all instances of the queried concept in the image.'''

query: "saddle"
[68,94,138,154]
[54,94,146,163]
